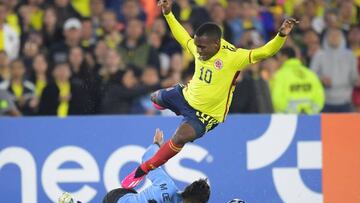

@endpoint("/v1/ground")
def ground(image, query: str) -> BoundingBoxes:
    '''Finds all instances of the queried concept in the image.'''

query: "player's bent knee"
[150,91,158,103]
[172,125,198,145]
[172,133,189,146]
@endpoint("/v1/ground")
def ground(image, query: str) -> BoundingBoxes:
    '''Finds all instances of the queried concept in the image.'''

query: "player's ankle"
[140,164,148,173]
[135,165,148,178]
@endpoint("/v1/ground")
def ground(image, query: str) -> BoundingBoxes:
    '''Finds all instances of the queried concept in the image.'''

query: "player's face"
[194,35,220,61]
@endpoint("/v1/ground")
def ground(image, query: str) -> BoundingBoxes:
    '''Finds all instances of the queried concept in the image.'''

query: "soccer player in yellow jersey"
[122,0,298,189]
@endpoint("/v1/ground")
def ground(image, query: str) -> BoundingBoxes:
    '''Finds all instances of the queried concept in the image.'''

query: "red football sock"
[140,140,183,173]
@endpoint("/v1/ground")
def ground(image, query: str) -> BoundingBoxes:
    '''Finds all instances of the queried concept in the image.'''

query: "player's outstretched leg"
[121,122,197,189]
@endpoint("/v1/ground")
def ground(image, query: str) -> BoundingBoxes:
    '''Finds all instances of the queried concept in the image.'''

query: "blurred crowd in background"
[0,0,359,117]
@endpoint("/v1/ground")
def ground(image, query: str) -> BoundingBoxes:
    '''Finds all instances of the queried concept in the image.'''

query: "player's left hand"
[158,0,172,15]
[153,128,164,147]
[278,18,299,36]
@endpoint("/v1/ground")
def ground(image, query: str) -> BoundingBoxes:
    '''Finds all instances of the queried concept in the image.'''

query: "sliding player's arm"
[160,0,193,52]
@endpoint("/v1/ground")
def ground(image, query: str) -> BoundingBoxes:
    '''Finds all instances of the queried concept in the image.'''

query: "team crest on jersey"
[214,59,223,70]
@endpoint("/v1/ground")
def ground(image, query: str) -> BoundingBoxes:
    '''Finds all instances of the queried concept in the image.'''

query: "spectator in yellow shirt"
[0,59,36,115]
[4,0,21,35]
[100,10,122,49]
[29,54,48,112]
[271,47,325,114]
[0,3,20,60]
[38,63,88,117]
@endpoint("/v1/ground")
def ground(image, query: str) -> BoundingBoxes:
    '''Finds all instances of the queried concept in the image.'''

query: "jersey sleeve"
[234,48,252,70]
[164,12,195,54]
[233,34,286,70]
[250,34,286,64]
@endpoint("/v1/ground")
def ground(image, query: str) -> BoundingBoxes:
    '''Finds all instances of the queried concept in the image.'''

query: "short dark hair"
[181,178,210,203]
[279,47,296,58]
[195,23,222,41]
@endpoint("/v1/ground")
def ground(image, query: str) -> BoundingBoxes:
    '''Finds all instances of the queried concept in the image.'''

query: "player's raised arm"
[249,18,299,64]
[158,0,193,50]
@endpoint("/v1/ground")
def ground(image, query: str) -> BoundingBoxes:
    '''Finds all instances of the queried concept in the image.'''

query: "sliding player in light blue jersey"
[58,129,210,203]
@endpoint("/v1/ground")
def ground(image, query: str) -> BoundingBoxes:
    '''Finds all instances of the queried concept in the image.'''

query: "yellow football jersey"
[165,12,286,122]
[183,38,251,122]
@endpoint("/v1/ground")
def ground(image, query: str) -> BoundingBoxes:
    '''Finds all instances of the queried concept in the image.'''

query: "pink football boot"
[121,168,146,189]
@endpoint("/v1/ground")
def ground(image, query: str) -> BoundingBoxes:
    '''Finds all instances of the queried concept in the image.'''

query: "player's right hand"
[278,18,299,36]
[158,0,172,15]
